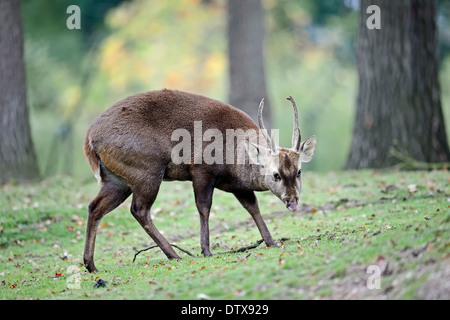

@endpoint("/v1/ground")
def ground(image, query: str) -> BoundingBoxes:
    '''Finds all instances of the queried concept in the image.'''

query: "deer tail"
[83,133,101,184]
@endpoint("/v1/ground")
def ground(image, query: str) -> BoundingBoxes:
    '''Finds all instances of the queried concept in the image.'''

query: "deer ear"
[244,140,270,166]
[300,135,317,163]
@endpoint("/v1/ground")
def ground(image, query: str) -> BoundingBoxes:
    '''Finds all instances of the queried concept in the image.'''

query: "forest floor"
[0,169,449,300]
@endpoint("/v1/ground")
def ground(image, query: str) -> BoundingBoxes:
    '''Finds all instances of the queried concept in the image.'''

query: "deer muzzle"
[286,200,298,212]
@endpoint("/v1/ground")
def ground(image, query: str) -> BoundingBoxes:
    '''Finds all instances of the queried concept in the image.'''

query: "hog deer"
[83,89,316,272]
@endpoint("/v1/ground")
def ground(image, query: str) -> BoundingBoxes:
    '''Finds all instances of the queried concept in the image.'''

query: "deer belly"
[163,162,192,181]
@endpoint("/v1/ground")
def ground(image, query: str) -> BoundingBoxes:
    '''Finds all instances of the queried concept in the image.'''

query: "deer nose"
[286,200,298,212]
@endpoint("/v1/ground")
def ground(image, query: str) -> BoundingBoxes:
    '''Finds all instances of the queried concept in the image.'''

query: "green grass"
[0,169,449,300]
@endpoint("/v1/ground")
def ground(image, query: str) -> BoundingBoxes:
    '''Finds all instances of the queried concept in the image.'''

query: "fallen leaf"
[407,184,417,193]
[374,255,388,275]
[235,256,247,262]
[233,290,246,297]
[381,184,398,194]
[71,214,84,226]
[197,293,213,300]
[426,180,437,191]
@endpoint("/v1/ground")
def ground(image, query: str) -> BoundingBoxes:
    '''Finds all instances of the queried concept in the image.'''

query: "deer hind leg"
[233,190,276,247]
[192,174,215,257]
[84,182,131,273]
[130,181,180,260]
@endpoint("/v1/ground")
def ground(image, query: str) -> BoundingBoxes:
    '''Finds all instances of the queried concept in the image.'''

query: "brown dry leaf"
[235,255,248,262]
[327,187,341,194]
[374,255,388,275]
[71,214,84,227]
[426,180,437,191]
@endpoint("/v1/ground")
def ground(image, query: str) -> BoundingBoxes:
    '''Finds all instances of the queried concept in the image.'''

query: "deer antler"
[258,98,277,153]
[287,96,301,152]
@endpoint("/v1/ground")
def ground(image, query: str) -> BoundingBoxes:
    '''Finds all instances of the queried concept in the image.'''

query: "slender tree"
[0,0,40,184]
[227,0,271,127]
[346,0,450,169]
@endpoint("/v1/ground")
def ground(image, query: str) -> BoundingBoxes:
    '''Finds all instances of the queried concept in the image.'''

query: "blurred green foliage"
[22,0,450,180]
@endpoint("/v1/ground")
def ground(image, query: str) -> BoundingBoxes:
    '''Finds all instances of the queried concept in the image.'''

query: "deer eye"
[297,169,302,177]
[273,172,281,181]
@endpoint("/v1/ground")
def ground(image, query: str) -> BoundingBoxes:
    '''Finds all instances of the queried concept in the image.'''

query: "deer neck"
[233,163,269,192]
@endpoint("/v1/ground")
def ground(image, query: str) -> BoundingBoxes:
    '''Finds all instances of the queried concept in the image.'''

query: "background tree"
[16,0,450,177]
[0,0,39,184]
[346,0,450,169]
[227,0,271,127]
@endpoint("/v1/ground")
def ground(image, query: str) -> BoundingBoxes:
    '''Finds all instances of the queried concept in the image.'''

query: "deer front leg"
[192,174,215,257]
[233,190,276,247]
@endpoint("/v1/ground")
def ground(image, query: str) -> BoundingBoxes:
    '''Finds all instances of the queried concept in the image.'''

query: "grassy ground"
[0,169,449,300]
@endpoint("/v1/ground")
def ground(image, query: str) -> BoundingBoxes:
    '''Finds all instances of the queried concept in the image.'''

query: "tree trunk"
[0,0,40,184]
[346,0,450,169]
[227,0,271,127]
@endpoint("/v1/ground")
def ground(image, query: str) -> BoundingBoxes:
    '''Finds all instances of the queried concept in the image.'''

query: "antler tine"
[287,96,301,152]
[258,98,273,149]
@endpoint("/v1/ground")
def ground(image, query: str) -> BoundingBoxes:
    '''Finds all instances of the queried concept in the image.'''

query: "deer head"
[246,96,317,211]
